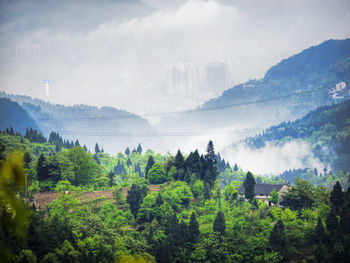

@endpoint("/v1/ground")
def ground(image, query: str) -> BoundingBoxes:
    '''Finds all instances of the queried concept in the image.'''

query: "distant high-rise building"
[44,80,50,96]
[205,61,231,95]
[166,62,200,97]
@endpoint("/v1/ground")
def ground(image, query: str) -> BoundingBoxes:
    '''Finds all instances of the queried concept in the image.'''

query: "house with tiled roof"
[238,184,289,206]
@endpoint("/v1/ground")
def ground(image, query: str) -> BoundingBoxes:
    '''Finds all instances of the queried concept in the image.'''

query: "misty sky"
[1,0,350,115]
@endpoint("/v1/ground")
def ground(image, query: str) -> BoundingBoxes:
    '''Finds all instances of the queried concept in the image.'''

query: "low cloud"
[222,140,325,175]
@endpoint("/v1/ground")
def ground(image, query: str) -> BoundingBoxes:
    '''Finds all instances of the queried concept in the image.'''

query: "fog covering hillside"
[243,99,350,173]
[0,97,39,134]
[0,92,157,154]
[156,38,350,153]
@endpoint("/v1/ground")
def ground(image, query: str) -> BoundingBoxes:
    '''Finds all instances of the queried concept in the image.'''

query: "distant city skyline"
[0,0,349,115]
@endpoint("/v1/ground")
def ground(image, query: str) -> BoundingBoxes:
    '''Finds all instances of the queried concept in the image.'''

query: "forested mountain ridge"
[246,100,350,172]
[0,92,156,153]
[0,98,40,134]
[203,38,350,115]
[157,39,350,145]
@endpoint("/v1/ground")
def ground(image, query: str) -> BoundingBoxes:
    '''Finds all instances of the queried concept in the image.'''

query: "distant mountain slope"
[203,38,350,114]
[0,92,157,153]
[0,97,39,134]
[246,100,350,172]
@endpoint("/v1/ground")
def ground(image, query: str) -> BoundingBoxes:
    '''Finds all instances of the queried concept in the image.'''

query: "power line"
[36,91,301,121]
[40,128,266,137]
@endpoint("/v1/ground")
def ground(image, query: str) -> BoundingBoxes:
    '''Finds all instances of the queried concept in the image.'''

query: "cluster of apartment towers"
[166,61,232,98]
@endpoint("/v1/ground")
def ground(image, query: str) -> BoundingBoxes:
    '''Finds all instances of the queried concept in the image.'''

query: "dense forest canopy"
[1,120,350,262]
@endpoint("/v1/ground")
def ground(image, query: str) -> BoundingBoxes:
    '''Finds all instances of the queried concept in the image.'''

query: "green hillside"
[203,38,350,116]
[1,127,350,262]
[246,100,350,172]
[0,98,39,134]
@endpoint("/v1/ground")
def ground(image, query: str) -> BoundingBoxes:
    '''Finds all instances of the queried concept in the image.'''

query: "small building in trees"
[238,184,289,206]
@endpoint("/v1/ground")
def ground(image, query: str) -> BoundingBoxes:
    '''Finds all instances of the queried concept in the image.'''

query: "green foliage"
[0,152,31,261]
[2,130,350,262]
[127,184,149,218]
[145,156,155,179]
[66,146,105,187]
[269,220,286,252]
[330,181,343,214]
[191,179,204,199]
[223,180,240,201]
[269,188,279,204]
[283,178,314,210]
[213,211,226,235]
[243,171,256,201]
[189,212,200,243]
[147,163,166,184]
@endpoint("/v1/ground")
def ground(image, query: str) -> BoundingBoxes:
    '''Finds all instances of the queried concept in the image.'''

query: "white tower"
[44,80,50,96]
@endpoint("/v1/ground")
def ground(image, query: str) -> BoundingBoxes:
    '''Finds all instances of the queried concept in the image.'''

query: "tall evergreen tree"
[23,152,31,169]
[269,220,286,252]
[179,220,190,244]
[126,184,147,218]
[204,141,217,188]
[330,181,343,215]
[315,217,324,243]
[213,211,226,235]
[125,147,130,156]
[137,143,142,154]
[175,150,184,172]
[37,154,48,181]
[108,172,114,187]
[95,143,100,154]
[326,208,338,234]
[243,171,256,201]
[145,156,155,179]
[126,157,132,167]
[204,181,211,200]
[189,212,200,243]
[74,139,80,147]
[233,163,238,171]
[134,163,143,177]
[156,193,164,206]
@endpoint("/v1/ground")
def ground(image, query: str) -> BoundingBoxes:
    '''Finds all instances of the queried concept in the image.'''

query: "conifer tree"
[137,143,142,154]
[269,220,286,252]
[234,163,238,171]
[175,150,184,172]
[204,182,211,200]
[156,193,164,206]
[330,181,343,215]
[145,156,155,178]
[189,212,200,243]
[126,184,147,218]
[95,143,100,154]
[74,139,80,147]
[37,154,48,181]
[55,144,60,152]
[179,220,189,244]
[108,172,114,187]
[127,158,132,167]
[125,147,130,156]
[213,211,226,235]
[315,217,324,243]
[243,171,256,201]
[326,209,338,234]
[23,152,31,169]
